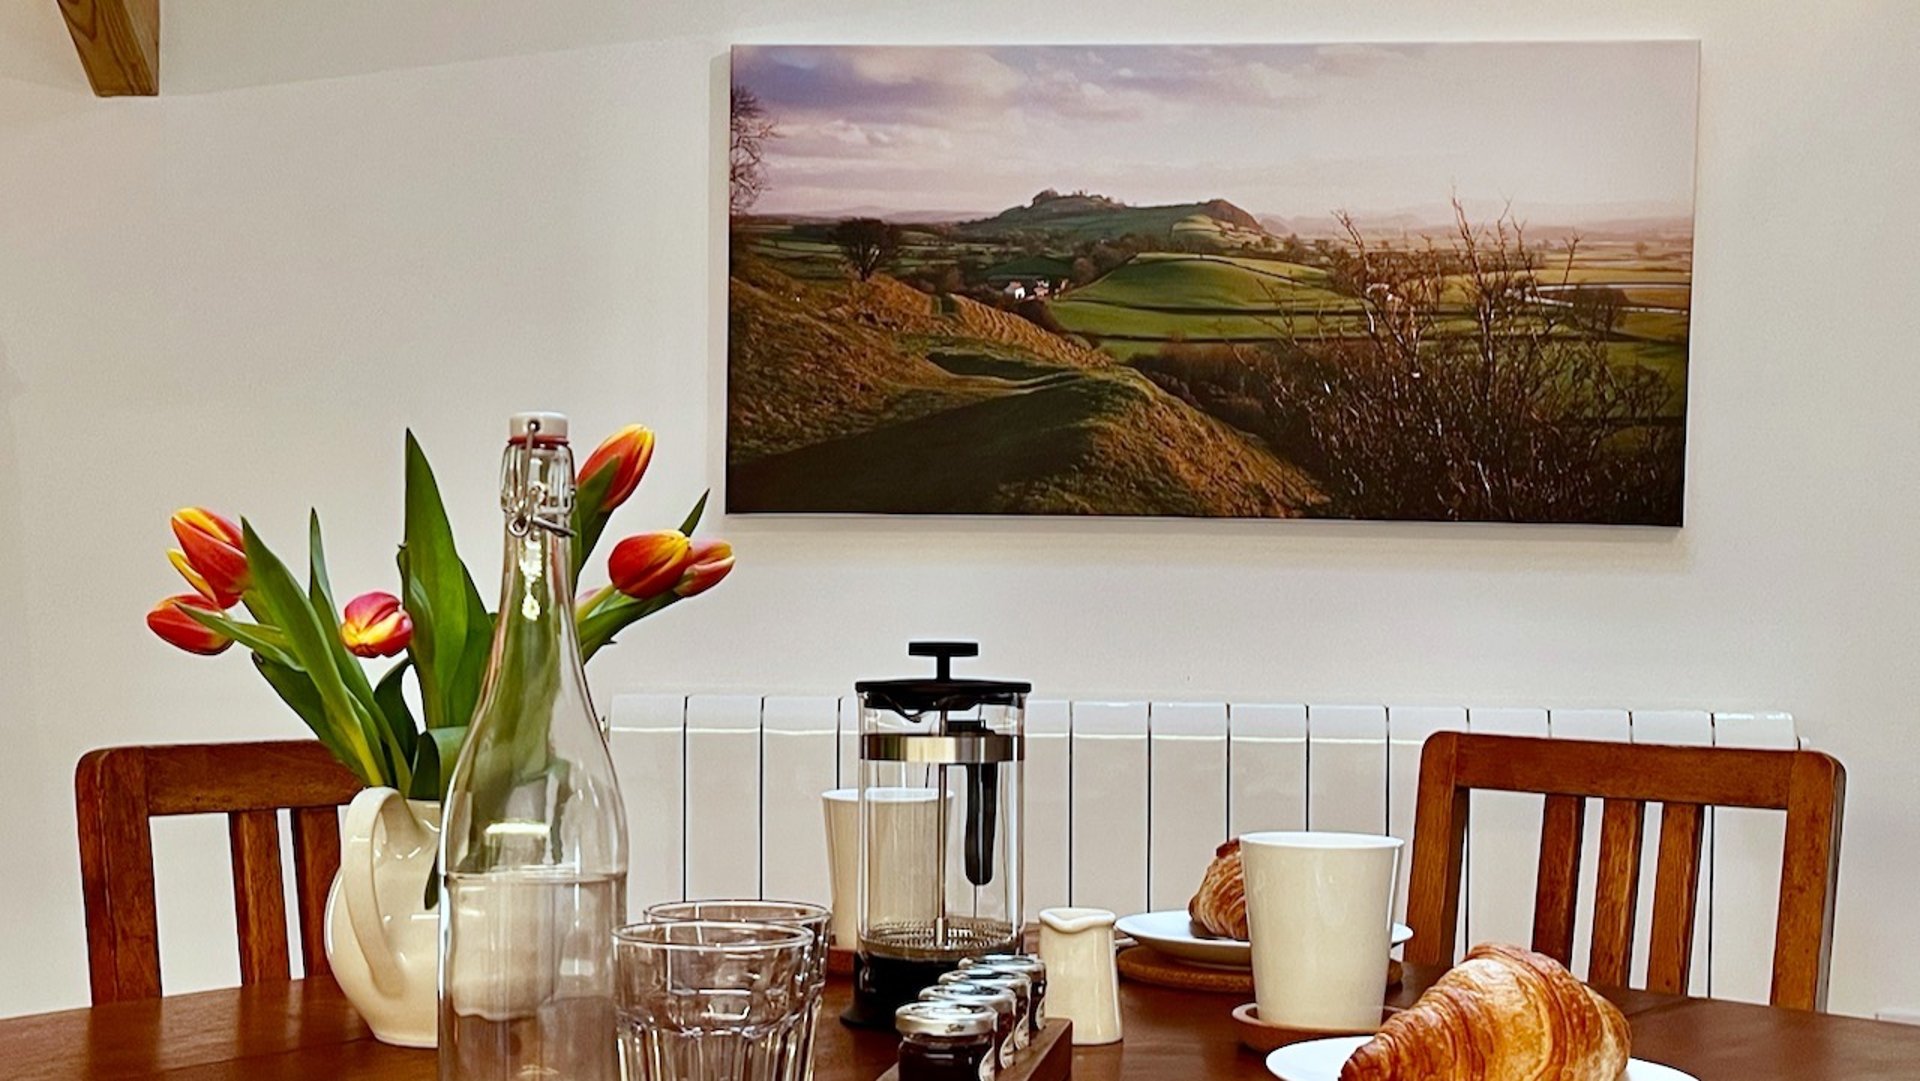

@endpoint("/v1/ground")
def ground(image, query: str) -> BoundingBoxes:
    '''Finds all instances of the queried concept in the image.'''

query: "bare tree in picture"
[1259,198,1678,522]
[730,84,777,218]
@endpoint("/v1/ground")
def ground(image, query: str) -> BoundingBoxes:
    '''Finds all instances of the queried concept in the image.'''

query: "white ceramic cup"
[821,787,945,948]
[1240,831,1404,1033]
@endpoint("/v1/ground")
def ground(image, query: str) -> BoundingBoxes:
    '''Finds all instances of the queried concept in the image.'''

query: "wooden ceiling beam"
[58,0,159,97]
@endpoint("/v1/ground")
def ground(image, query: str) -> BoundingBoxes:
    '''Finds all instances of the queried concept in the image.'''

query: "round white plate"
[1114,911,1413,970]
[1265,1036,1698,1081]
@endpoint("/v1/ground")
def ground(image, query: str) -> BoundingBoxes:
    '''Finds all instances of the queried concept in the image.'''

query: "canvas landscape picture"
[726,43,1697,523]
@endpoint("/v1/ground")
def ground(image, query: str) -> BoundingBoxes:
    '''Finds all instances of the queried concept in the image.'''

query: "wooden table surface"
[10,966,1920,1080]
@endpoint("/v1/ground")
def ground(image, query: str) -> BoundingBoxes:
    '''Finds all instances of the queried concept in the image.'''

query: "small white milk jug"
[1037,907,1123,1045]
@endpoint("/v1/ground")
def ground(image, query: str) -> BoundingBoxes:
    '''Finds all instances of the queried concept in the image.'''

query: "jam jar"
[895,1001,999,1081]
[919,983,1019,1068]
[964,954,1048,1034]
[943,970,1031,1050]
[962,955,1047,1036]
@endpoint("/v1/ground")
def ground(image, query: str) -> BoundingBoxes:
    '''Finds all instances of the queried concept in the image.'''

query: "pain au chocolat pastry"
[1187,838,1248,940]
[1340,943,1630,1081]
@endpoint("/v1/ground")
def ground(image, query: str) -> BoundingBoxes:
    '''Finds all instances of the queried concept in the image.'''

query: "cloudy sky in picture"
[731,42,1699,228]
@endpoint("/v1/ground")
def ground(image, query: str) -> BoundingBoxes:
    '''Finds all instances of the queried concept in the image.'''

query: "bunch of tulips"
[146,425,732,800]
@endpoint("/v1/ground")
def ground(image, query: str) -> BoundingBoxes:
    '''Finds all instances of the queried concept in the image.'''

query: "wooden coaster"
[1116,945,1252,994]
[1116,947,1403,997]
[1230,1002,1402,1054]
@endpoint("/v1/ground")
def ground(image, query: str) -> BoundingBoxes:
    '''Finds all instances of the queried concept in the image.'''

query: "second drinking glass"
[613,921,815,1081]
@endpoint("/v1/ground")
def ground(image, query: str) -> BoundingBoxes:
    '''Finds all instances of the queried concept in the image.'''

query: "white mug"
[1240,831,1404,1032]
[821,787,945,948]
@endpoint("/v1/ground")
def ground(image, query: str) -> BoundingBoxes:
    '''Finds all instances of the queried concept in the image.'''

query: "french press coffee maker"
[844,642,1029,1028]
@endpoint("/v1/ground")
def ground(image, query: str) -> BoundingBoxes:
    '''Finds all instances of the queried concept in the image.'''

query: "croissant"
[1340,943,1630,1081]
[1187,838,1248,939]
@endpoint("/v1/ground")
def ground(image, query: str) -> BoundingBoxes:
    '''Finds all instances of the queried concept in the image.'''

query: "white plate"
[1265,1036,1698,1081]
[1114,911,1413,970]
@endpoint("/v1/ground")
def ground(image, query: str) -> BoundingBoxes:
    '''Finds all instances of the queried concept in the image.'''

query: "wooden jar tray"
[875,1019,1073,1081]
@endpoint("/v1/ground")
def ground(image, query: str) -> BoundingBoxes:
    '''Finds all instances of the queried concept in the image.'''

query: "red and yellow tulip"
[170,507,249,608]
[608,530,692,600]
[340,591,413,658]
[146,593,234,655]
[578,425,655,514]
[674,539,734,597]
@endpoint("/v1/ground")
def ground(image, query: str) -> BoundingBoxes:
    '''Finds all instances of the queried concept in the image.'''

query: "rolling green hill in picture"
[726,258,1324,516]
[956,191,1275,249]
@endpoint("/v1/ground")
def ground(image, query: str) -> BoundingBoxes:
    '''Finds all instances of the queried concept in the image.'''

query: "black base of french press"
[842,951,964,1030]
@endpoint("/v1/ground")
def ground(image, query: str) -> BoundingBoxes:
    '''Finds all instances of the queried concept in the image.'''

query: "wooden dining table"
[9,964,1920,1080]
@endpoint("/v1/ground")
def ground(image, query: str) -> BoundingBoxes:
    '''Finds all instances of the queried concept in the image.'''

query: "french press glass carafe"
[844,642,1028,1028]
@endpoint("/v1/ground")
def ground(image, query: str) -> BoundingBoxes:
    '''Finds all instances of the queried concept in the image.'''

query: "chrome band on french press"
[861,733,1023,765]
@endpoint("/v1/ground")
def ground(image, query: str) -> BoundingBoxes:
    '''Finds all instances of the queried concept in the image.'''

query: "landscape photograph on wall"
[725,42,1698,524]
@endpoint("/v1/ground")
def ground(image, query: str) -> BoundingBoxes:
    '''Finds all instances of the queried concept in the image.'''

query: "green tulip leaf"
[242,520,389,787]
[400,431,491,733]
[677,490,710,536]
[253,654,369,786]
[374,658,418,744]
[180,608,299,670]
[570,463,619,580]
[406,718,467,803]
[579,592,677,661]
[310,511,416,770]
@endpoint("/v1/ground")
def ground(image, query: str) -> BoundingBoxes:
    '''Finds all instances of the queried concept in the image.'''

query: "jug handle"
[343,786,418,997]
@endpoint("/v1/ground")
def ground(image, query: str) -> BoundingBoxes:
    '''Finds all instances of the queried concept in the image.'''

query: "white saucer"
[1264,1036,1698,1081]
[1114,911,1414,970]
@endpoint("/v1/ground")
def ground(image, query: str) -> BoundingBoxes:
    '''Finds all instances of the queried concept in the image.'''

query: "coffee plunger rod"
[908,643,1000,892]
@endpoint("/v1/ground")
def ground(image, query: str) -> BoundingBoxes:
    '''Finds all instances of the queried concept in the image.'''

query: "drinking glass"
[613,921,813,1081]
[643,900,831,1080]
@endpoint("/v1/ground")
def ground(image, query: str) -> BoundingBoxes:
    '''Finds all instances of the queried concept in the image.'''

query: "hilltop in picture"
[725,43,1699,524]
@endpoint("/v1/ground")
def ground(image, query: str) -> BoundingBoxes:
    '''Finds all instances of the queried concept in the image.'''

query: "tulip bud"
[147,594,234,655]
[674,538,735,597]
[340,591,413,658]
[170,508,250,608]
[608,530,692,600]
[578,425,656,513]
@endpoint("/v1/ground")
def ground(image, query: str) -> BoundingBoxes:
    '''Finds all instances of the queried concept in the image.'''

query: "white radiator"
[608,696,1799,1005]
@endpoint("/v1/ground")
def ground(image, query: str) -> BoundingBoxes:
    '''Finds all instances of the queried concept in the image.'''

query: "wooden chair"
[1404,731,1845,1011]
[75,740,362,1003]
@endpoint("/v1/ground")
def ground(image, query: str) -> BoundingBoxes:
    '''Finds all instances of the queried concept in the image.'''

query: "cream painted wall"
[1,0,1917,1020]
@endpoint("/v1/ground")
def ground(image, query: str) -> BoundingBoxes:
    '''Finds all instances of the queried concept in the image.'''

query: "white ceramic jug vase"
[1037,907,1123,1045]
[324,786,443,1048]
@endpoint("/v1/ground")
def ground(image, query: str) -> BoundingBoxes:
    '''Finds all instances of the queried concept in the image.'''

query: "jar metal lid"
[957,970,1030,995]
[968,954,1045,974]
[895,1001,996,1037]
[920,984,1017,1011]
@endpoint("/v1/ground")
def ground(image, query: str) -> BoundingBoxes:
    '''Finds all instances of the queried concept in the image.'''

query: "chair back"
[75,740,361,1003]
[1404,731,1845,1010]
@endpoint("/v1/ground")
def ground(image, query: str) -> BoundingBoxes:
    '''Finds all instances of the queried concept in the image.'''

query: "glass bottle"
[440,411,628,1081]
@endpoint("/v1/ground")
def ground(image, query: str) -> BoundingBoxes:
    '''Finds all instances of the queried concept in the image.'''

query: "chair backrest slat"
[227,808,291,984]
[289,806,343,981]
[1588,797,1646,987]
[75,741,360,1003]
[1529,793,1586,965]
[1404,732,1845,1011]
[1646,801,1707,994]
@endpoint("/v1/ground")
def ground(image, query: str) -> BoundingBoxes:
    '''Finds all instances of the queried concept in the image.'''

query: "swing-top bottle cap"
[508,412,570,445]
